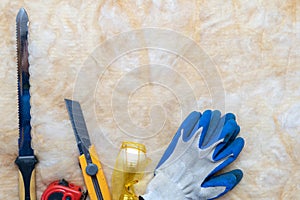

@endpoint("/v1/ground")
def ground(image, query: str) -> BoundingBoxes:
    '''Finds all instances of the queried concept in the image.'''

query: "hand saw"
[15,8,38,200]
[64,99,111,200]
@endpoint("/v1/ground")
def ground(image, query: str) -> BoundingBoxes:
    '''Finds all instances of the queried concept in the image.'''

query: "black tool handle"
[15,155,38,200]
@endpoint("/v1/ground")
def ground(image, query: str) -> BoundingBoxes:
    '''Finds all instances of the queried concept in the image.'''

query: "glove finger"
[224,112,240,145]
[201,110,236,149]
[203,110,222,146]
[198,110,213,147]
[224,112,236,122]
[214,119,240,155]
[180,111,202,141]
[156,111,201,169]
[215,125,240,154]
[211,137,244,175]
[201,169,243,200]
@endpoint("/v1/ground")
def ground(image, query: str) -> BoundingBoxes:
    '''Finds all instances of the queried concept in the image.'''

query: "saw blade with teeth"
[16,7,33,156]
[15,8,38,200]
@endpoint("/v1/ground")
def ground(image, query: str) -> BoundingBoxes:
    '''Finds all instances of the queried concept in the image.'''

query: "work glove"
[140,110,244,200]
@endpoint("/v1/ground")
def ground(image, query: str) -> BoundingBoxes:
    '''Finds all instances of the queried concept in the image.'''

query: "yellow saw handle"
[79,145,111,200]
[17,169,36,200]
[15,155,38,200]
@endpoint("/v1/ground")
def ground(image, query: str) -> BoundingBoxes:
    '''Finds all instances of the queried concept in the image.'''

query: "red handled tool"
[41,179,87,200]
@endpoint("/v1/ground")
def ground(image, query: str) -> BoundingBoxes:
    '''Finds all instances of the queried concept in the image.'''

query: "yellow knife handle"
[79,145,111,200]
[15,156,38,200]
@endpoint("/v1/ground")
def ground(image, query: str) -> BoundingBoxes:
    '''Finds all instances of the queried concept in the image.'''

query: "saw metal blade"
[16,8,34,156]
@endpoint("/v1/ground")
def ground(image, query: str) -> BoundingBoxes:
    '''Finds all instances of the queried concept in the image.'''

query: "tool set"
[12,7,244,200]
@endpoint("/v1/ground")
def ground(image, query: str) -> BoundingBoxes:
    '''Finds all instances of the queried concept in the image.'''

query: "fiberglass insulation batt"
[0,0,299,199]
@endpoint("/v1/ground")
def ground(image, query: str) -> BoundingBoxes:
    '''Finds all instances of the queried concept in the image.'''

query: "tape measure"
[41,179,87,200]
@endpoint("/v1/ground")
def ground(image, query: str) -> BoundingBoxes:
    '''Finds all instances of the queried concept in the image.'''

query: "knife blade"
[15,8,38,200]
[65,99,111,200]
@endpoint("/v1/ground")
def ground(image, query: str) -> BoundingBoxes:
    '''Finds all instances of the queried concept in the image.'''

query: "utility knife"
[15,8,38,200]
[65,99,111,200]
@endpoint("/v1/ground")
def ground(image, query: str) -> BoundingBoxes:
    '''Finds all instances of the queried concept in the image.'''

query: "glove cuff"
[141,172,185,200]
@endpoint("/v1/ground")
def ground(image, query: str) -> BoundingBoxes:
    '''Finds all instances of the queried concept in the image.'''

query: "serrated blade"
[16,8,33,156]
[15,8,38,200]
